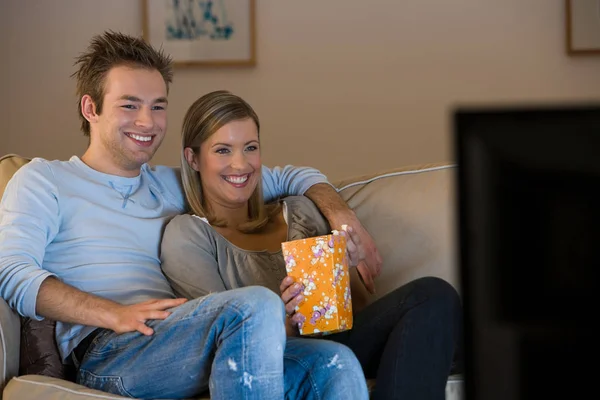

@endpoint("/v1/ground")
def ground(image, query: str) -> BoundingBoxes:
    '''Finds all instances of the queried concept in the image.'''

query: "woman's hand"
[280,276,306,336]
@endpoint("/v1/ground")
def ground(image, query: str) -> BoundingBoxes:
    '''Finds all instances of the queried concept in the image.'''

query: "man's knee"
[219,286,285,328]
[318,342,368,396]
[322,342,362,372]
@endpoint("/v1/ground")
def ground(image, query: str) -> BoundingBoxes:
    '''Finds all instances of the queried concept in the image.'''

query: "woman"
[160,90,462,400]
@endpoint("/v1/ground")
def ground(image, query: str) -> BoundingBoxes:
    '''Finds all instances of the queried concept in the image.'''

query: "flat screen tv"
[453,104,599,400]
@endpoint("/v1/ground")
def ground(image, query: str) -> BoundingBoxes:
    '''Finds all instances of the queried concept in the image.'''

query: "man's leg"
[76,286,287,399]
[283,336,369,400]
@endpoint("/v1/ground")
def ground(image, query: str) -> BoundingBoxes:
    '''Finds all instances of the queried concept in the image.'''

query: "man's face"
[88,66,168,175]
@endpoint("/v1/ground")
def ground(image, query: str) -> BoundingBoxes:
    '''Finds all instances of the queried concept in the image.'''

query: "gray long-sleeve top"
[160,196,330,299]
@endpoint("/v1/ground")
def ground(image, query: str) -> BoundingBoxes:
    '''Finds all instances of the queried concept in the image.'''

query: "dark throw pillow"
[19,316,75,381]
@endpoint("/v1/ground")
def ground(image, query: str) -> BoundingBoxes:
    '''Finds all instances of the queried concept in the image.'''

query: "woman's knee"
[412,276,462,318]
[413,276,460,301]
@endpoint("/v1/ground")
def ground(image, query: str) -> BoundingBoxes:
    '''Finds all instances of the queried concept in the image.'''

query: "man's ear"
[81,95,99,124]
[184,147,200,172]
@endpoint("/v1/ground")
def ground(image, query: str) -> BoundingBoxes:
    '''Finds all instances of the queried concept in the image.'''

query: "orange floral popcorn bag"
[281,231,353,336]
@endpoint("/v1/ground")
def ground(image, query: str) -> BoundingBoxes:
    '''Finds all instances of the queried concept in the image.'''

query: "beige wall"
[3,0,600,181]
[0,1,8,155]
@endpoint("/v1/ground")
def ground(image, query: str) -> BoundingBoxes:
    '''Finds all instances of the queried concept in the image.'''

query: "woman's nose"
[230,151,246,169]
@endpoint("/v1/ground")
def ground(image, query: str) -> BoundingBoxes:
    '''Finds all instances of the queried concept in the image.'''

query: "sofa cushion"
[333,163,459,311]
[0,298,20,392]
[0,154,31,200]
[1,155,72,383]
[4,374,204,400]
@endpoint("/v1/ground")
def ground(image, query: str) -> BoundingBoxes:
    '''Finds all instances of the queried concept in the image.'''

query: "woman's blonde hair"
[180,90,279,233]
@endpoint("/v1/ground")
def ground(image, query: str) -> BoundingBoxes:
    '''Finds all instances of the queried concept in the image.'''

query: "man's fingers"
[344,232,357,253]
[144,310,171,320]
[357,262,376,294]
[376,250,383,265]
[159,298,188,309]
[142,298,187,311]
[137,323,154,336]
[347,226,362,246]
[373,249,383,275]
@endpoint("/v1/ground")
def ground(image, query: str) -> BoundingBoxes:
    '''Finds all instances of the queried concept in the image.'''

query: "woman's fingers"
[279,276,295,294]
[280,277,305,314]
[285,292,304,315]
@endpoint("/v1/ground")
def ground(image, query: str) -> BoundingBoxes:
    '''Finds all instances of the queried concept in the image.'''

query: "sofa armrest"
[0,298,20,394]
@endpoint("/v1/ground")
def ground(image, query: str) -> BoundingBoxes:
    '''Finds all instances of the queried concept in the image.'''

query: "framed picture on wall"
[142,0,256,66]
[565,0,600,55]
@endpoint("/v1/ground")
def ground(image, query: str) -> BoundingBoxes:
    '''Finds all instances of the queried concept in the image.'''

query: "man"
[0,31,380,399]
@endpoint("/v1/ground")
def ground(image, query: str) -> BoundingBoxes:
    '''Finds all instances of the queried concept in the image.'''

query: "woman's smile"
[223,173,251,187]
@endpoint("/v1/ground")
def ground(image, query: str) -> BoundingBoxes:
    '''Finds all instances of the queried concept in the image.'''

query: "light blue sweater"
[0,156,330,361]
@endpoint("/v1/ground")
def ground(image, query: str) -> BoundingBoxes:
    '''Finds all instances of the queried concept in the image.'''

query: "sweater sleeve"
[0,160,59,319]
[261,164,334,202]
[160,215,226,300]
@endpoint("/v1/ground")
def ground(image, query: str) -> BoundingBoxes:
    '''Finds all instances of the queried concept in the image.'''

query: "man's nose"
[134,107,154,129]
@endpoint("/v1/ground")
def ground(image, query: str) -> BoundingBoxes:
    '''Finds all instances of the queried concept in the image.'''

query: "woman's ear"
[184,147,200,172]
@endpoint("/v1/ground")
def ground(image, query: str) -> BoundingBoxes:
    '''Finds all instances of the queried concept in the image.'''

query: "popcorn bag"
[281,231,353,336]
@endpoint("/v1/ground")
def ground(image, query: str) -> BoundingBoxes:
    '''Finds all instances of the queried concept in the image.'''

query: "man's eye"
[216,148,230,154]
[152,105,166,110]
[121,104,136,109]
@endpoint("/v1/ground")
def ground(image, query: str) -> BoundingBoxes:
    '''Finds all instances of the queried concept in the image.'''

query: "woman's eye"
[246,145,258,152]
[216,148,230,154]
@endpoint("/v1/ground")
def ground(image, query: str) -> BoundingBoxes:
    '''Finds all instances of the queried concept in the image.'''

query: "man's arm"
[304,183,383,294]
[261,164,333,202]
[0,162,184,335]
[37,277,185,335]
[261,165,383,293]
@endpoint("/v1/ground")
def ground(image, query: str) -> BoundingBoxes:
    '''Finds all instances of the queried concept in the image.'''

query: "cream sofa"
[0,154,464,400]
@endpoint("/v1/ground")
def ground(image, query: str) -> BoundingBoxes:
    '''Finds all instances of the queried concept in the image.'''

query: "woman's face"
[195,118,261,209]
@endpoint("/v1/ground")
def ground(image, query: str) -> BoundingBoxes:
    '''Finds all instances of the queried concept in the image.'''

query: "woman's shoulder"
[163,213,217,244]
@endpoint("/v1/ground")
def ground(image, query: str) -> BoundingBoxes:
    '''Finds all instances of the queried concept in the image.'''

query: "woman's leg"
[283,336,369,400]
[76,286,287,400]
[326,276,462,400]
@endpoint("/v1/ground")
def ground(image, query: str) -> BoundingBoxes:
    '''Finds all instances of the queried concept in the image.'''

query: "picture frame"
[142,0,256,66]
[565,0,600,55]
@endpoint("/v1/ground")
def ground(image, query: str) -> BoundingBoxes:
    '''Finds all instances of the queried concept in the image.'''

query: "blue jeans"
[74,286,368,399]
[326,276,462,400]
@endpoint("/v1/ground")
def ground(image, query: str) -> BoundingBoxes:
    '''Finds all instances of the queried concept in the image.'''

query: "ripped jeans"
[73,286,368,399]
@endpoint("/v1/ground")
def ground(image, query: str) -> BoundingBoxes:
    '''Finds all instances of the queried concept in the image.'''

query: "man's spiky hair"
[72,30,173,136]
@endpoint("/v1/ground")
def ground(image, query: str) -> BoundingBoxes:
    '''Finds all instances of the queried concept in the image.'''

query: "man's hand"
[304,183,383,294]
[36,277,188,335]
[280,276,305,336]
[341,221,383,294]
[110,298,188,336]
